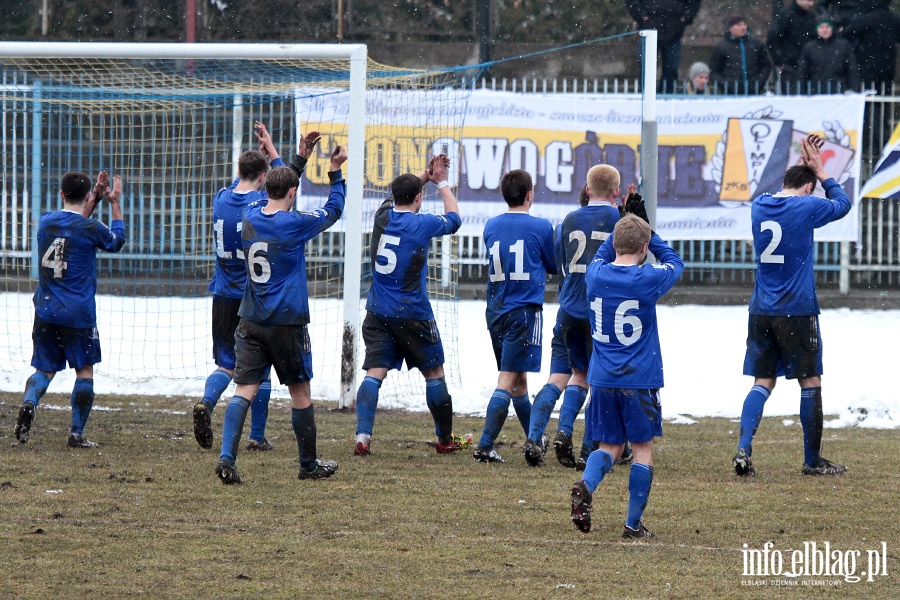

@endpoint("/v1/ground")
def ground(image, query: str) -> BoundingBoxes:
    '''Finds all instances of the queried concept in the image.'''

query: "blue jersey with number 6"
[483,212,557,328]
[238,170,345,326]
[586,233,683,389]
[366,200,462,320]
[34,210,126,328]
[749,178,851,316]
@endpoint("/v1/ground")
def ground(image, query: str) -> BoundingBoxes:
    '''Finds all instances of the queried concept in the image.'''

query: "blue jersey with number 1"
[238,170,345,326]
[208,157,285,299]
[483,212,557,328]
[34,210,126,328]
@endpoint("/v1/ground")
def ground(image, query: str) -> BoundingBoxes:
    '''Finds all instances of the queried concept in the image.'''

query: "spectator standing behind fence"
[818,0,869,31]
[625,0,702,94]
[842,0,900,92]
[14,171,126,448]
[709,14,773,94]
[684,61,711,94]
[767,0,819,93]
[797,16,860,93]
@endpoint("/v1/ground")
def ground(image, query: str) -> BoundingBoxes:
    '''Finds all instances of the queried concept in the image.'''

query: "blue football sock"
[23,371,52,408]
[292,405,318,471]
[528,383,562,441]
[69,378,94,435]
[425,377,454,440]
[738,385,771,455]
[800,387,823,467]
[219,395,251,463]
[249,380,272,442]
[582,449,614,492]
[511,393,531,435]
[201,369,232,411]
[557,385,588,437]
[355,376,382,437]
[625,463,654,530]
[478,389,511,450]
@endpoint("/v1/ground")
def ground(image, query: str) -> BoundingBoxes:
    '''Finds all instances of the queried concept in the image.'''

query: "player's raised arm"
[83,171,110,218]
[107,175,124,223]
[428,154,459,217]
[254,121,279,161]
[290,130,322,178]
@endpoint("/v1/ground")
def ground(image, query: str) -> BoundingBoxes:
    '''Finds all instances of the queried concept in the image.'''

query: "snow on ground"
[1,293,897,429]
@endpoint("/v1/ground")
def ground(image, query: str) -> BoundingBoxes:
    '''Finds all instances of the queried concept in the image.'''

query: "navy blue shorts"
[489,305,543,373]
[558,309,593,373]
[743,314,823,380]
[212,295,242,370]
[549,315,572,376]
[585,387,662,445]
[31,315,102,373]
[361,312,445,372]
[233,319,313,386]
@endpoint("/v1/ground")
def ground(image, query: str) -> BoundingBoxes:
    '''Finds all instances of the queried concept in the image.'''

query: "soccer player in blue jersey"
[733,134,852,478]
[193,122,320,452]
[214,145,347,484]
[14,171,126,448]
[570,211,684,538]
[476,169,557,463]
[352,154,463,457]
[525,166,621,467]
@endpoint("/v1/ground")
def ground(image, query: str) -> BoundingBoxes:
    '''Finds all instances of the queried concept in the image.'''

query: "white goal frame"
[0,41,367,408]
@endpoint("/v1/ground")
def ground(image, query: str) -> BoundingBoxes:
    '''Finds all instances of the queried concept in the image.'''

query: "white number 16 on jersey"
[591,297,642,346]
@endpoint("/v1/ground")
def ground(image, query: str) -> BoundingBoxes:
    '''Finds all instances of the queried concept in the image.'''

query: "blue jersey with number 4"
[34,210,126,328]
[208,158,285,299]
[238,170,345,326]
[483,212,557,328]
[366,199,462,320]
[749,178,851,316]
[586,233,683,389]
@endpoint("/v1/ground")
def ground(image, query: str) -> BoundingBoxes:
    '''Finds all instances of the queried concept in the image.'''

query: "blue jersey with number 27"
[483,212,557,328]
[586,233,683,389]
[749,178,851,316]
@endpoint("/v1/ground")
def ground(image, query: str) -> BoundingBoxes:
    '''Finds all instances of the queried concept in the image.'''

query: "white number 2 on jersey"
[375,234,401,275]
[488,239,530,282]
[759,220,785,264]
[41,237,68,279]
[591,297,642,346]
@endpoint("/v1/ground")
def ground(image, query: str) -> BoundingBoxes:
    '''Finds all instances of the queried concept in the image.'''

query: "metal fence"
[3,76,900,296]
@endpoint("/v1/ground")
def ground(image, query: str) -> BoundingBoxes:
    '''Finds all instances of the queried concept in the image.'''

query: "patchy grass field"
[1,392,897,599]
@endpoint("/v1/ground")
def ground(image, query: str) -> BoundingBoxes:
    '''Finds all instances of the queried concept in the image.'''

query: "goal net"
[0,42,476,407]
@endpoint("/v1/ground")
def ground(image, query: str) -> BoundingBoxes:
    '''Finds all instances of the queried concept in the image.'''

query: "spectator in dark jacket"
[767,0,819,92]
[819,0,870,31]
[709,14,773,94]
[842,0,900,91]
[798,16,861,92]
[626,0,702,93]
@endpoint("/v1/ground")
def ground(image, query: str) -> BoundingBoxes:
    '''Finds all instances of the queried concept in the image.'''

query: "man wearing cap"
[709,14,773,94]
[797,15,860,93]
[684,62,710,94]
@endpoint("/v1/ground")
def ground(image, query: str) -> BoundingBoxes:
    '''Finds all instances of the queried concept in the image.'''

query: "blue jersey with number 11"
[483,212,557,328]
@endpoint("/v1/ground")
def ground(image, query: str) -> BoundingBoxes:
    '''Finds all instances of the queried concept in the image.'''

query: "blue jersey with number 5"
[366,199,462,320]
[586,233,683,389]
[238,170,345,326]
[749,178,851,316]
[483,212,557,328]
[34,210,126,328]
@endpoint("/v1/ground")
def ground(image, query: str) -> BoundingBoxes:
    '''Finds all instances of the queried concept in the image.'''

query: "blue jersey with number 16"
[483,212,557,328]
